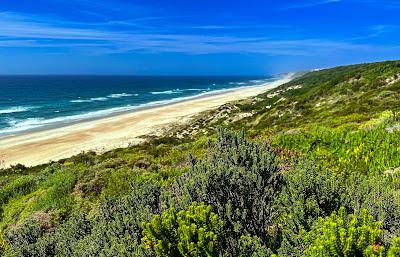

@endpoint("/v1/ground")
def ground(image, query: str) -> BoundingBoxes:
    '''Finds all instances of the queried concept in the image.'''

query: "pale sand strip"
[0,76,292,167]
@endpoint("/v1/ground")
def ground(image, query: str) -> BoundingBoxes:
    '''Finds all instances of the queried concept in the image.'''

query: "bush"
[142,202,223,257]
[238,235,272,257]
[272,126,400,175]
[168,129,283,255]
[0,175,38,214]
[300,207,384,257]
[277,161,347,257]
[2,182,161,257]
[277,163,400,256]
[388,238,400,257]
[345,174,400,244]
[4,213,90,256]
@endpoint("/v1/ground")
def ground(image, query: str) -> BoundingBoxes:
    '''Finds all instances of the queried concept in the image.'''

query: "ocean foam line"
[142,80,278,108]
[0,106,135,136]
[70,93,137,103]
[0,78,279,137]
[150,89,182,95]
[150,88,212,95]
[0,106,33,115]
[185,88,211,91]
[70,97,108,103]
[0,94,216,136]
[107,93,136,98]
[0,118,47,135]
[70,100,89,103]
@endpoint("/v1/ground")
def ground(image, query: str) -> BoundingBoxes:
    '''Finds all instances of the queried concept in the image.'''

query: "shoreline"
[0,78,277,140]
[0,75,293,168]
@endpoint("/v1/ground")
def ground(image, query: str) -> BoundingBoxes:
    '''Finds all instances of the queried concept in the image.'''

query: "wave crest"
[107,93,135,98]
[0,106,33,115]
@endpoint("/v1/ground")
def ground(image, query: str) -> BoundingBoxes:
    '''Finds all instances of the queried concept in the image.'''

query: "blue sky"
[0,0,399,75]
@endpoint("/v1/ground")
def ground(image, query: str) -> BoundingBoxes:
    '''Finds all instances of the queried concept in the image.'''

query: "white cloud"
[282,0,341,10]
[0,11,394,57]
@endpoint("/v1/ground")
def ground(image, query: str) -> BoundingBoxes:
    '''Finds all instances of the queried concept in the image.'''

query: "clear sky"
[0,0,399,75]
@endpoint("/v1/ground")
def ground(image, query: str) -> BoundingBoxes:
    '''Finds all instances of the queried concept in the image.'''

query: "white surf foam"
[0,106,33,114]
[107,93,135,98]
[70,97,109,103]
[0,77,279,137]
[1,118,46,134]
[150,89,183,95]
[150,88,212,95]
[71,93,137,103]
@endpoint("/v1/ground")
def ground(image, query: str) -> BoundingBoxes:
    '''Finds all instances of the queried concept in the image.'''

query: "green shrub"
[2,182,161,257]
[4,218,44,256]
[142,202,223,257]
[0,175,38,214]
[272,126,400,175]
[168,129,282,255]
[238,235,272,257]
[345,174,400,244]
[388,238,400,257]
[277,162,348,257]
[277,161,400,257]
[57,182,161,257]
[301,207,384,257]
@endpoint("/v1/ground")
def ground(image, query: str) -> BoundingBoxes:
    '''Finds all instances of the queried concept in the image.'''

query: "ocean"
[0,75,276,138]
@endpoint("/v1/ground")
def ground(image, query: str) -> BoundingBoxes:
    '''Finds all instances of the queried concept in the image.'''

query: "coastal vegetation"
[1,60,400,256]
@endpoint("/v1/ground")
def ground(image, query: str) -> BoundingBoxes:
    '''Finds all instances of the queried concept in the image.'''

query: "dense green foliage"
[142,202,223,257]
[167,129,282,255]
[299,207,400,257]
[388,238,400,257]
[301,207,385,257]
[1,60,400,256]
[272,123,400,175]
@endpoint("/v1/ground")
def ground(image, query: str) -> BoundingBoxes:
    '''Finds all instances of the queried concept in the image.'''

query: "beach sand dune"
[0,77,292,167]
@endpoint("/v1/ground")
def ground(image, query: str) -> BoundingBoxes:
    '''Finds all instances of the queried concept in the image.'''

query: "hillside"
[1,60,400,256]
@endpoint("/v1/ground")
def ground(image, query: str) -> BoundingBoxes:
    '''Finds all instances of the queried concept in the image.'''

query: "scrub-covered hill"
[1,60,400,257]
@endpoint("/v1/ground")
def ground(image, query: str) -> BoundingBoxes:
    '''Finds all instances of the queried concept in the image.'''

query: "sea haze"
[0,75,276,138]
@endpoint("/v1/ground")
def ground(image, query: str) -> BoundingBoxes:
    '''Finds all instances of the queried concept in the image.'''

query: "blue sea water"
[0,75,276,138]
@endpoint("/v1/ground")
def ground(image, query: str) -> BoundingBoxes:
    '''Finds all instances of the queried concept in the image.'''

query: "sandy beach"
[0,76,292,167]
